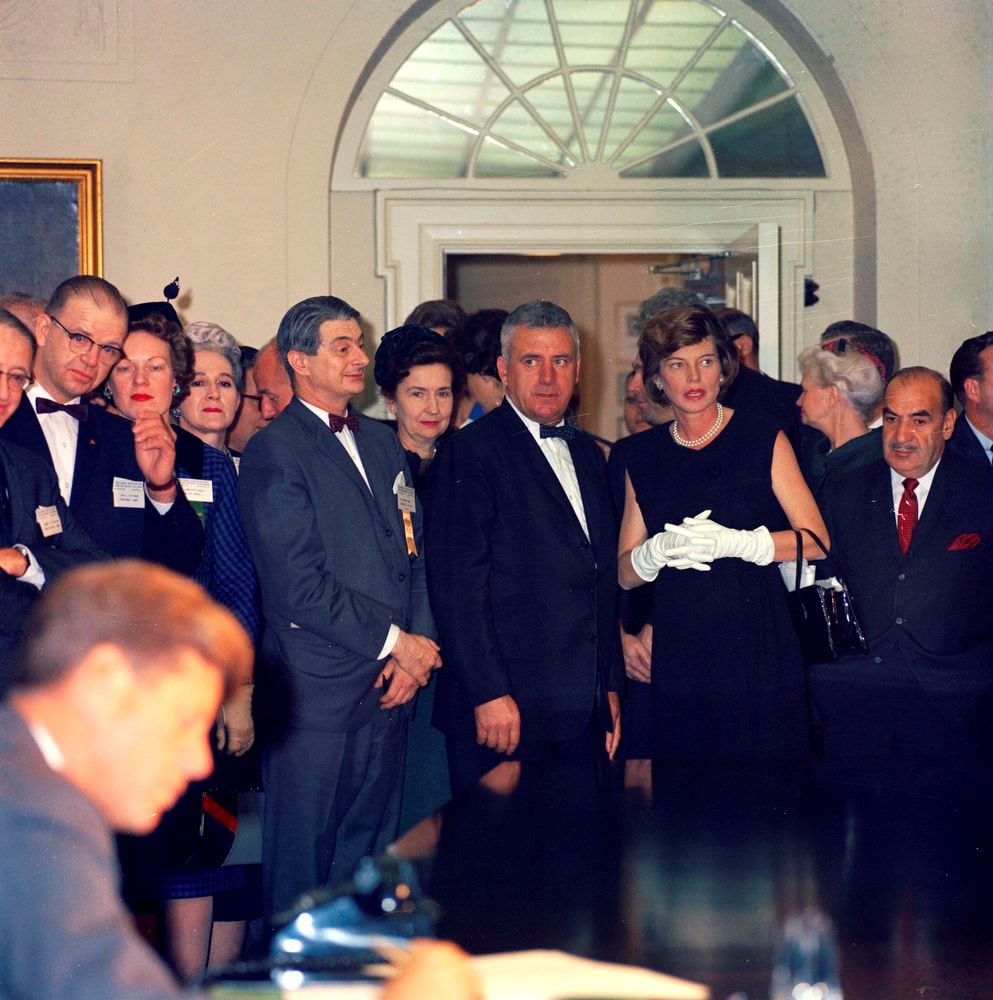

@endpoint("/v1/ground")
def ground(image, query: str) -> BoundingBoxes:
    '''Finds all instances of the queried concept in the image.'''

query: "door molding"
[376,188,812,375]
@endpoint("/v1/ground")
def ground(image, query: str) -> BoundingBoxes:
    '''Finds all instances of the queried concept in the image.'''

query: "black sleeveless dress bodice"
[625,410,809,759]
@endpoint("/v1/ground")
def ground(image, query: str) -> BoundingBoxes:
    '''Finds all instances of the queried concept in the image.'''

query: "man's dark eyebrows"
[882,405,933,418]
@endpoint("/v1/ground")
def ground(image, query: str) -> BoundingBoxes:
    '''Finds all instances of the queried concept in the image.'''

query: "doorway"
[446,251,729,440]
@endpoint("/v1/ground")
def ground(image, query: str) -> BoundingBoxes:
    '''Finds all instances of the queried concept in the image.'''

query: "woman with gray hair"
[178,322,244,454]
[796,335,885,495]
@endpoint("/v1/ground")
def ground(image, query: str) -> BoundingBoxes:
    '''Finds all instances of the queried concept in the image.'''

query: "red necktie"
[897,477,919,555]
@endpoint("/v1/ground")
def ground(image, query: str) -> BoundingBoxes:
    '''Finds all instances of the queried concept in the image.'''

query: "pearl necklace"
[670,403,724,448]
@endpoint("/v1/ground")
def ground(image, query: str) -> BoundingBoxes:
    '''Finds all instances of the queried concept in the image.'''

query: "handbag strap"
[799,527,830,559]
[793,530,803,591]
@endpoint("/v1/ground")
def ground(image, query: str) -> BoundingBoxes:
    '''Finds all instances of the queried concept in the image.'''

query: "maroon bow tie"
[328,412,360,433]
[36,397,89,421]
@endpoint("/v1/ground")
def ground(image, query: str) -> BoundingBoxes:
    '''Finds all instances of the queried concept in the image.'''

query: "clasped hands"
[631,509,774,580]
[376,629,442,710]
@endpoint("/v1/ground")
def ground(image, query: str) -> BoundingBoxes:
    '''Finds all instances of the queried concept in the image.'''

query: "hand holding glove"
[675,509,775,566]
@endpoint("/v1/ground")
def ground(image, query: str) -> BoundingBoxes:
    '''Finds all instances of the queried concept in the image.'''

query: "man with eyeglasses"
[0,309,105,691]
[0,276,203,573]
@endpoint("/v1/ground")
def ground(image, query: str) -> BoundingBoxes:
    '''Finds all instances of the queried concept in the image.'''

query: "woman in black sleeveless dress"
[618,305,828,759]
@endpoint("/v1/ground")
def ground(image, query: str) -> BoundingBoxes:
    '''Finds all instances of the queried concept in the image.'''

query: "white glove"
[630,513,714,581]
[676,510,775,566]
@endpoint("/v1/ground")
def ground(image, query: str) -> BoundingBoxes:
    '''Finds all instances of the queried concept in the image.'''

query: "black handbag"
[786,529,869,663]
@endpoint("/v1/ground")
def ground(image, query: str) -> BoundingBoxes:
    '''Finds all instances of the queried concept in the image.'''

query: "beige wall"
[2,0,990,380]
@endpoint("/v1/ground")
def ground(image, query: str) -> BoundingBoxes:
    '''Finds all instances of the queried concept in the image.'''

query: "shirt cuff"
[145,487,175,514]
[378,623,400,660]
[12,545,45,591]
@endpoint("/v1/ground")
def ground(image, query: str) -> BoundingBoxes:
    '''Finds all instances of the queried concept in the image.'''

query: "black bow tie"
[329,412,360,433]
[36,397,89,421]
[540,422,578,442]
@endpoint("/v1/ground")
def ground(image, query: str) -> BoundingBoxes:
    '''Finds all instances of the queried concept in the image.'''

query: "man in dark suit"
[0,561,253,1000]
[0,276,202,572]
[426,301,622,794]
[948,330,993,475]
[238,296,441,923]
[810,366,993,756]
[0,310,106,689]
[715,307,806,453]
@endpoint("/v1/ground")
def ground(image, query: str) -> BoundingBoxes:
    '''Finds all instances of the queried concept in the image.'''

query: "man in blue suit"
[948,330,993,475]
[238,296,441,923]
[811,367,993,756]
[0,311,106,688]
[0,276,203,573]
[426,301,622,793]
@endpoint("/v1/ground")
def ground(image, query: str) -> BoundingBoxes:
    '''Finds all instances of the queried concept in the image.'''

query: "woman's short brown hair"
[639,304,739,404]
[125,311,194,402]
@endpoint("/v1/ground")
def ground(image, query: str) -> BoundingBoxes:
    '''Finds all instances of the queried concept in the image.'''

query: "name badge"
[392,471,416,513]
[35,505,63,537]
[113,477,146,509]
[179,477,214,503]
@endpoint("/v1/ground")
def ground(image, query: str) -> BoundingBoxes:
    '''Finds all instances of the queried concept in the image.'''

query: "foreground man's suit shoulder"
[0,705,195,1000]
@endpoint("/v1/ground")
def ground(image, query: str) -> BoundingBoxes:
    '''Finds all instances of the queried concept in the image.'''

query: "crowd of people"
[0,273,991,997]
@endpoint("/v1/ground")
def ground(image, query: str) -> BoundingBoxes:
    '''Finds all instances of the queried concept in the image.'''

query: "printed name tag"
[112,477,146,509]
[35,505,63,537]
[392,471,416,513]
[179,477,214,503]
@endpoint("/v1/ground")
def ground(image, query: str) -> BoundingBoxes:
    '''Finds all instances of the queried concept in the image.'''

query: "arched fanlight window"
[356,0,825,180]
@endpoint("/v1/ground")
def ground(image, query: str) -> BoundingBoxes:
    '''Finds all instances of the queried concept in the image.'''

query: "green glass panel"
[602,75,665,159]
[613,99,692,169]
[489,99,575,167]
[390,21,509,128]
[570,71,614,157]
[709,96,825,176]
[475,136,564,178]
[674,21,789,128]
[527,74,583,161]
[458,0,559,87]
[356,92,474,179]
[621,139,709,178]
[625,0,723,87]
[551,0,630,65]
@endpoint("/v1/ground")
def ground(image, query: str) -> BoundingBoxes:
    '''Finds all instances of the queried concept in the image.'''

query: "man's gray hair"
[501,300,580,359]
[276,296,361,385]
[184,321,244,391]
[630,287,701,338]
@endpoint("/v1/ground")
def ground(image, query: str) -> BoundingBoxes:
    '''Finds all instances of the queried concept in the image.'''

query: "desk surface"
[393,757,993,999]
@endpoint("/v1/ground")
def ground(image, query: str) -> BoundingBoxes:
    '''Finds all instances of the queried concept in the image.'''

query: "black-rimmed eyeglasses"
[48,314,124,362]
[241,391,278,410]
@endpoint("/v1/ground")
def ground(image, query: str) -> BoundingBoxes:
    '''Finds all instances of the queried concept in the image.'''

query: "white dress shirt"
[507,398,589,539]
[27,384,79,504]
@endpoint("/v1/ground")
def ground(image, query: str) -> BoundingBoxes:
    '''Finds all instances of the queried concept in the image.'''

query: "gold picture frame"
[0,158,103,297]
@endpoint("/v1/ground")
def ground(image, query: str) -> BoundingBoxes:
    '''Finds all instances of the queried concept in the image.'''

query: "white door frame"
[376,189,812,378]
